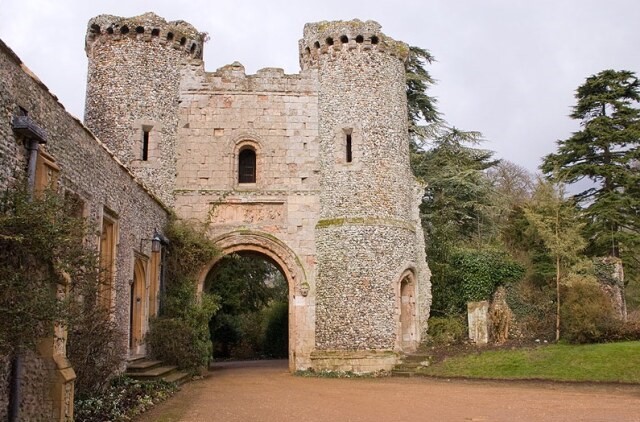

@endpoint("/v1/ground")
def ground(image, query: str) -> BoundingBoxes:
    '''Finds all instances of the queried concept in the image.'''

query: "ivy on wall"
[452,249,525,303]
[147,218,220,372]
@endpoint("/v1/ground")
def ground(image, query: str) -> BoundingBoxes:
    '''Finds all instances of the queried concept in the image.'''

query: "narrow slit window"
[346,134,353,163]
[142,128,150,161]
[238,148,256,183]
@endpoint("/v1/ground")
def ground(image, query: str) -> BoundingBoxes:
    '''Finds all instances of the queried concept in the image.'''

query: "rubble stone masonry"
[0,15,431,419]
[0,38,168,419]
[82,13,431,373]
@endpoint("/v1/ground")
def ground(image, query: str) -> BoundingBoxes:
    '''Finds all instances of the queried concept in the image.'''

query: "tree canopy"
[541,69,640,260]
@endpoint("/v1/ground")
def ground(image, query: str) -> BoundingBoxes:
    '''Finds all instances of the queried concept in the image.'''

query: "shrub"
[74,376,176,422]
[561,281,618,343]
[505,281,555,340]
[0,182,126,396]
[147,290,218,372]
[147,218,220,372]
[0,183,97,356]
[609,320,640,342]
[67,306,126,396]
[427,316,466,345]
[232,311,266,359]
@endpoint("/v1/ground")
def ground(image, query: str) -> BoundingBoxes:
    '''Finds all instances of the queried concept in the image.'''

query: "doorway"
[130,257,146,354]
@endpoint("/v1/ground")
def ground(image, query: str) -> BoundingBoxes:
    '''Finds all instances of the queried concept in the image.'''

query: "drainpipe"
[8,352,22,422]
[8,139,39,422]
[25,138,40,197]
[8,108,47,420]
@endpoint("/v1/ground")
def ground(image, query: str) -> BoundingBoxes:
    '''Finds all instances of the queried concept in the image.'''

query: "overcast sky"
[1,0,639,173]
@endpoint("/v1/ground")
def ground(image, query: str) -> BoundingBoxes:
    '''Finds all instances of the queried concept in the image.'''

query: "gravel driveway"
[136,360,640,422]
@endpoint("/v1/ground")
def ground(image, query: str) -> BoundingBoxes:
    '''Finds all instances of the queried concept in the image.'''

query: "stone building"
[1,11,431,419]
[84,12,431,372]
[0,39,169,420]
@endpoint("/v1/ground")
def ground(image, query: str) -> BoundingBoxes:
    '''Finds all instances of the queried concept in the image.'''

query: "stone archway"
[197,230,310,371]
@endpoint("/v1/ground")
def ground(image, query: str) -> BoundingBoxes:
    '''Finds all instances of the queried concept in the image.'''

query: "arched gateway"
[197,231,313,371]
[84,13,432,372]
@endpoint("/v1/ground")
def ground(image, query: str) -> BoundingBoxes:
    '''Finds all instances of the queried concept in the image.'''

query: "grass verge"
[419,341,640,383]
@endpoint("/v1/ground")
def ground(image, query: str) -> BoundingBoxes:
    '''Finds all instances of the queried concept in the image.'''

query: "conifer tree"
[541,70,640,262]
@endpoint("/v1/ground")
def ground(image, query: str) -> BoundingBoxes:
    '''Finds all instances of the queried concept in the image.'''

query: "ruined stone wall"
[0,39,169,419]
[84,13,206,205]
[301,20,430,359]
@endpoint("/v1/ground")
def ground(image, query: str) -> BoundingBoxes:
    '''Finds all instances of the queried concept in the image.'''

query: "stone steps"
[125,357,190,385]
[391,353,432,377]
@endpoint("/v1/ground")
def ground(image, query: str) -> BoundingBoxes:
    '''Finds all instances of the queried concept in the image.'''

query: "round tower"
[84,12,205,205]
[301,21,429,369]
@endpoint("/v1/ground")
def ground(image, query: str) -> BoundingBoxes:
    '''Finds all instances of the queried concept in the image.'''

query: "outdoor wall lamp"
[140,230,167,253]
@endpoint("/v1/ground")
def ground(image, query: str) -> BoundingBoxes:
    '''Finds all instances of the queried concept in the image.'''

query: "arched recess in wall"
[395,267,418,353]
[197,230,308,371]
[130,256,147,354]
[232,136,262,187]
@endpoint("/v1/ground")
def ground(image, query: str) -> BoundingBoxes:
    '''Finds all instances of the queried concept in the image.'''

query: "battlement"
[187,61,317,93]
[85,12,206,59]
[298,19,409,70]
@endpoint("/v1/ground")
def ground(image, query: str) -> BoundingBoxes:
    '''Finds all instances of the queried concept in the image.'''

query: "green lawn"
[419,341,640,383]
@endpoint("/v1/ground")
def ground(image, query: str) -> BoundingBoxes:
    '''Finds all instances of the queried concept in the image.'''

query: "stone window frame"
[232,136,263,190]
[333,124,362,171]
[98,207,119,313]
[131,119,162,168]
[34,147,60,194]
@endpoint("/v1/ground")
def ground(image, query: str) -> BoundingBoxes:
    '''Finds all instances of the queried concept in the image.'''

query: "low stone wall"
[309,350,399,373]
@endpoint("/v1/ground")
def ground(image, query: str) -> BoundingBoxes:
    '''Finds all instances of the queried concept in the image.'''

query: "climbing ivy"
[593,257,623,287]
[147,218,220,372]
[0,182,98,356]
[452,249,525,303]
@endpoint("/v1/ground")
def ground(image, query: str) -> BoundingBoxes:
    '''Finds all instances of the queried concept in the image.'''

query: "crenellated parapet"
[298,19,409,70]
[85,12,206,59]
[84,12,206,206]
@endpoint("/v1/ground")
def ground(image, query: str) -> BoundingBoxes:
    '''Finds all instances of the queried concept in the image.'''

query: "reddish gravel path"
[136,360,640,422]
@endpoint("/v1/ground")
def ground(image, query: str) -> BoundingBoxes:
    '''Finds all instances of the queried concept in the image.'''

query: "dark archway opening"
[205,252,288,360]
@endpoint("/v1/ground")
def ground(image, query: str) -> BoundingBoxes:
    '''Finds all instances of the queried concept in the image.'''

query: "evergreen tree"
[414,127,500,314]
[541,70,640,262]
[405,47,504,314]
[406,46,441,148]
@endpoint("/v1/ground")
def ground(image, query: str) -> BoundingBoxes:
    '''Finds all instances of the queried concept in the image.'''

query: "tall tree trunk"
[556,254,561,342]
[555,203,561,342]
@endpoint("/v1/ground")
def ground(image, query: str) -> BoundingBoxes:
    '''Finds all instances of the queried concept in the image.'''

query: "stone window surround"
[99,207,119,313]
[34,147,60,193]
[131,119,162,168]
[232,136,263,190]
[333,125,362,170]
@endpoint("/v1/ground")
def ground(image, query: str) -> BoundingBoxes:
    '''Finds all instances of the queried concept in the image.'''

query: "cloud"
[1,0,638,173]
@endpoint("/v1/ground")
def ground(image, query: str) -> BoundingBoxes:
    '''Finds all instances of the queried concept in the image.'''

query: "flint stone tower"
[301,21,431,368]
[83,13,431,372]
[85,13,206,205]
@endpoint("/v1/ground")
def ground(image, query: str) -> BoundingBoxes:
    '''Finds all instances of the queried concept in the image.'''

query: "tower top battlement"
[85,12,206,59]
[298,19,409,70]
